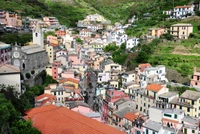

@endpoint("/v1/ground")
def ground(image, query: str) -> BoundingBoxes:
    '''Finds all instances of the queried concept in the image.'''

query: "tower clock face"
[14,52,20,58]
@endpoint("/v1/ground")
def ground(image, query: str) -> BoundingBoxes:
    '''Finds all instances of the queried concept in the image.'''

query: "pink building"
[61,71,76,79]
[0,10,6,25]
[5,11,22,27]
[190,68,200,87]
[68,54,82,66]
[47,35,57,43]
[52,61,62,79]
[70,102,101,122]
[0,42,11,64]
[43,17,60,27]
[102,89,129,123]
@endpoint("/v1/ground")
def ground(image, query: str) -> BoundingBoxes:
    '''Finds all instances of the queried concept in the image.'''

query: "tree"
[26,73,31,79]
[44,31,55,39]
[76,38,83,45]
[0,94,19,134]
[11,120,41,134]
[135,51,149,63]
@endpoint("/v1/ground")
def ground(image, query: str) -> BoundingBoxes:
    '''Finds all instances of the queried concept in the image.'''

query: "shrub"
[26,73,31,79]
[31,70,35,75]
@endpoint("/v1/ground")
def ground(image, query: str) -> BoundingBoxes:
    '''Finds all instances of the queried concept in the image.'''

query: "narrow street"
[86,70,97,108]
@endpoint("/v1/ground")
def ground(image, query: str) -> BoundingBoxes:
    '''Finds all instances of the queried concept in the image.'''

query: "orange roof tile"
[24,105,125,134]
[50,43,59,47]
[162,118,179,124]
[35,93,56,107]
[35,93,56,101]
[124,112,138,121]
[146,84,163,92]
[139,63,151,72]
[175,5,192,8]
[59,78,79,84]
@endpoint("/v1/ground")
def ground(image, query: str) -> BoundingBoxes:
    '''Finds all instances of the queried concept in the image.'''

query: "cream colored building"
[109,80,119,89]
[104,63,122,72]
[135,83,168,115]
[169,90,200,117]
[44,84,80,102]
[170,23,193,39]
[0,64,21,93]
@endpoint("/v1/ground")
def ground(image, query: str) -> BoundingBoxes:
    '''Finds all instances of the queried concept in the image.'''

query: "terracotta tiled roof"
[139,63,151,72]
[59,78,79,84]
[175,5,192,8]
[24,105,125,134]
[35,93,56,101]
[162,118,179,124]
[124,112,138,121]
[50,43,59,47]
[146,84,163,92]
[35,93,56,107]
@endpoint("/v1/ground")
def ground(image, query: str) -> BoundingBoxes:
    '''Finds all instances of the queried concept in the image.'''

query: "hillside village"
[1,0,200,134]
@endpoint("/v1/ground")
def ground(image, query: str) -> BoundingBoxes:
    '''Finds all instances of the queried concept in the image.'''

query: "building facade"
[170,23,193,39]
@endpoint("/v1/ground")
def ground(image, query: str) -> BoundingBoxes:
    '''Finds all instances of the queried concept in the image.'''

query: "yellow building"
[170,23,193,39]
[135,83,168,115]
[169,90,200,117]
[59,78,79,89]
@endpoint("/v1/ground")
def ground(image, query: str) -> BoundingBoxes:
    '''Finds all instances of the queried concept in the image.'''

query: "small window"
[35,33,38,37]
[174,114,177,119]
[164,113,172,117]
[187,107,190,112]
[192,130,195,133]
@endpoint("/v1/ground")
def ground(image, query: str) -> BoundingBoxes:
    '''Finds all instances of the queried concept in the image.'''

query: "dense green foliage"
[0,33,32,45]
[104,43,128,65]
[167,85,197,95]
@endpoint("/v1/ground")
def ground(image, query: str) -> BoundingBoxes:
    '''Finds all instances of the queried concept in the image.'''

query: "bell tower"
[32,21,44,48]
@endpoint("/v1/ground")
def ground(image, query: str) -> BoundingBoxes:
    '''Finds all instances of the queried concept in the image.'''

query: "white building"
[79,29,92,37]
[140,65,168,88]
[171,5,195,19]
[0,64,21,93]
[121,71,136,85]
[126,37,140,49]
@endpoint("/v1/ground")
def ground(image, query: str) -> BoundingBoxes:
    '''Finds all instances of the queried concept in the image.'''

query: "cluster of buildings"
[77,13,140,50]
[143,23,193,41]
[0,8,60,29]
[0,8,200,133]
[0,10,22,27]
[94,61,200,133]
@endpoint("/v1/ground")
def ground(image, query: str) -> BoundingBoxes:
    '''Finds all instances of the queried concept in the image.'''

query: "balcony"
[0,14,5,18]
[156,100,167,105]
[123,123,132,130]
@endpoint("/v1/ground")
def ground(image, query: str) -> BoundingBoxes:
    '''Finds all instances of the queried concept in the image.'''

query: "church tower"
[32,21,44,48]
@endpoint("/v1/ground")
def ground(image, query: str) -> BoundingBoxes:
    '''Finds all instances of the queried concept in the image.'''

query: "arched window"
[22,63,25,70]
[35,33,38,37]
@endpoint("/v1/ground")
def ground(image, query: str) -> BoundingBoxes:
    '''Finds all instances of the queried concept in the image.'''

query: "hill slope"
[0,0,136,27]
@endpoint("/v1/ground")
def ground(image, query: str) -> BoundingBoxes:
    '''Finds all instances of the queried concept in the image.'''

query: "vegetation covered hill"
[0,0,136,26]
[1,0,192,27]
